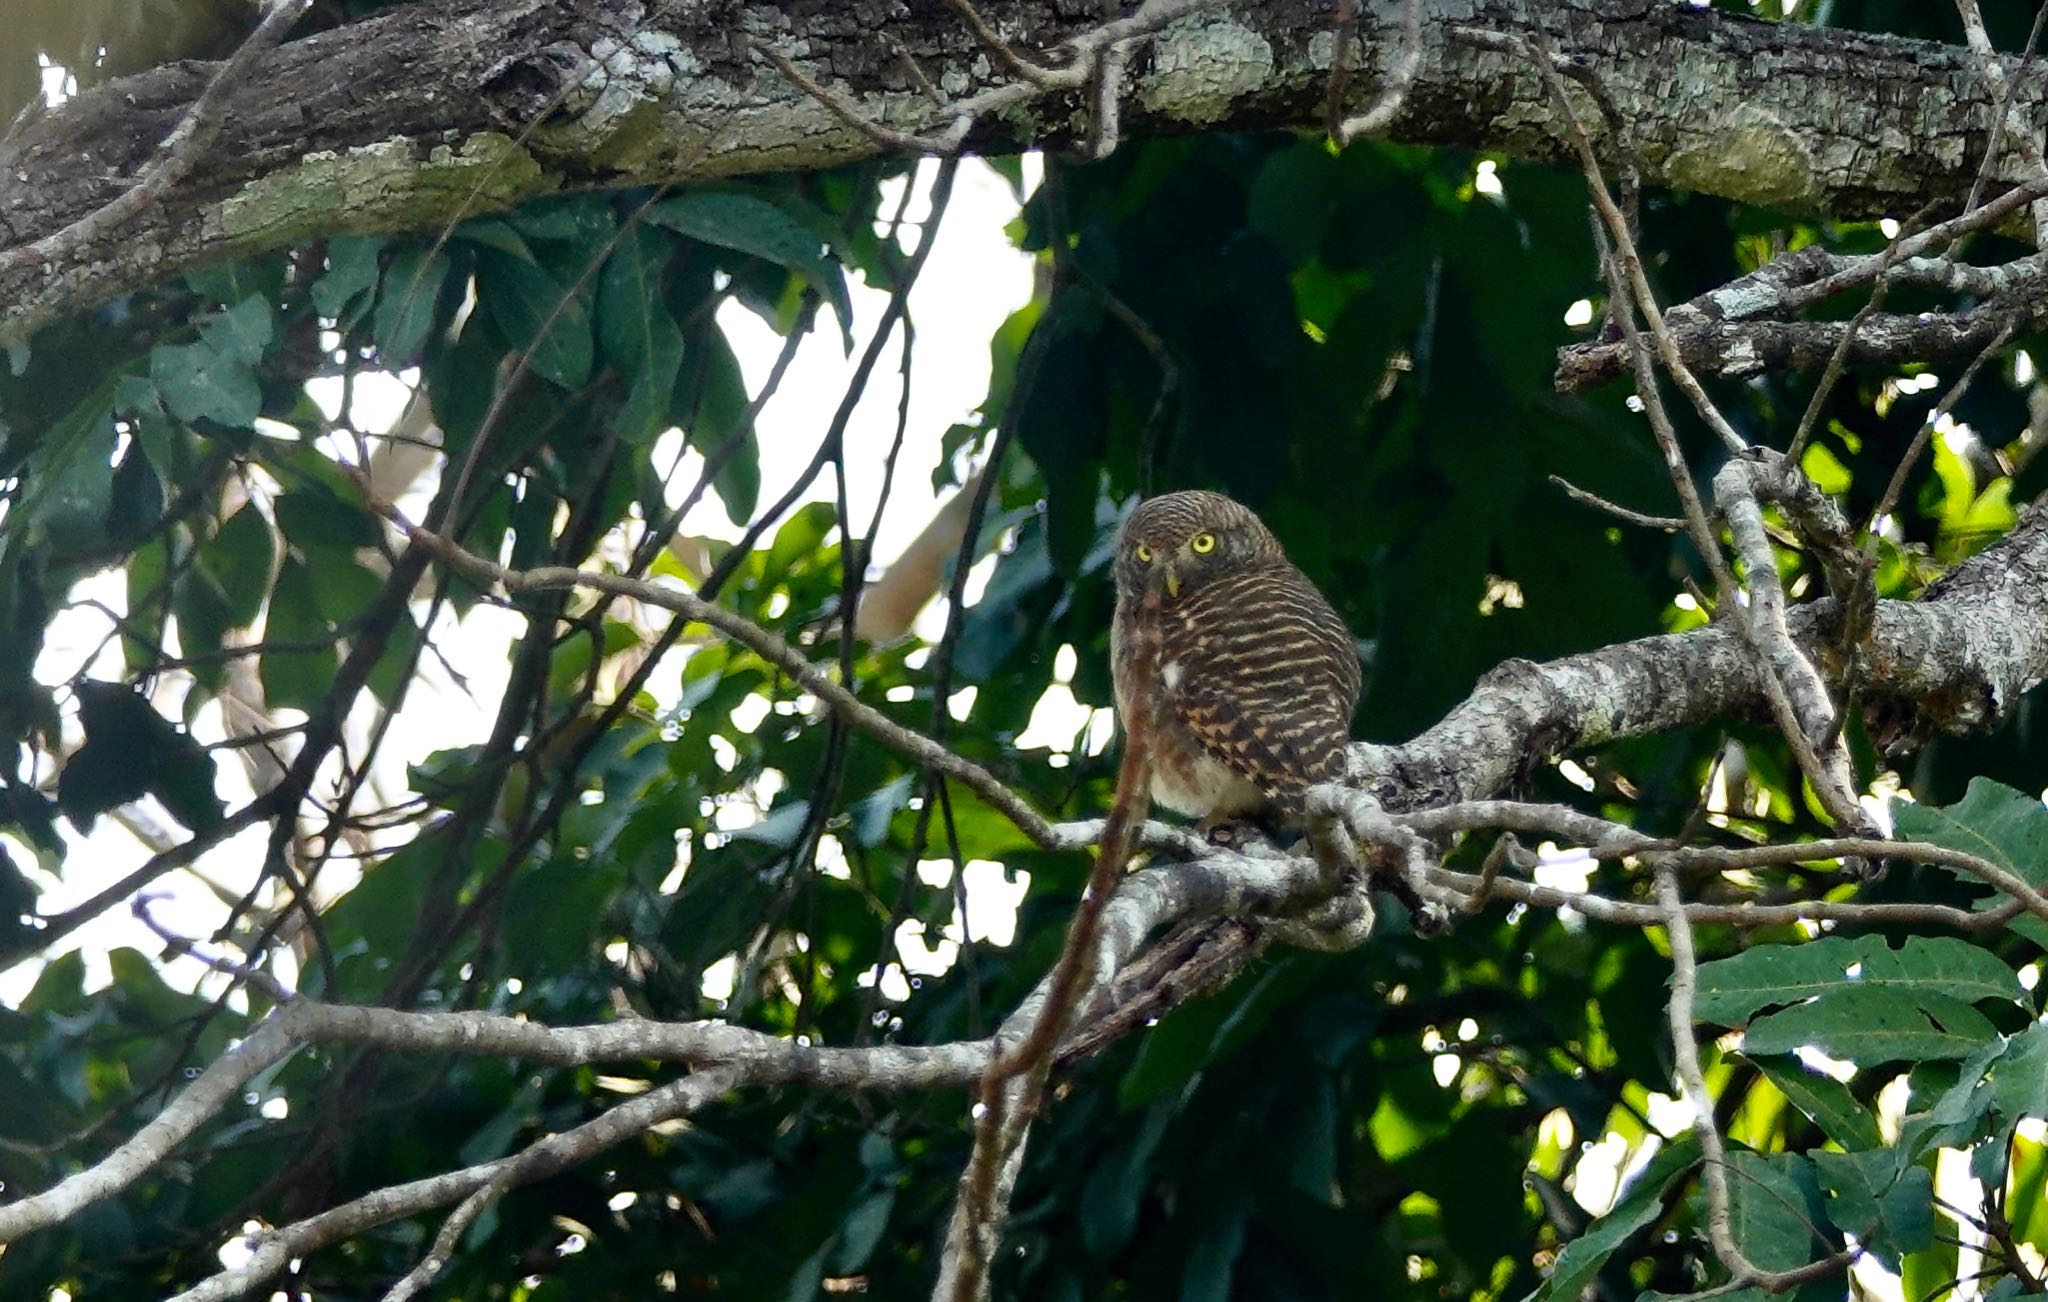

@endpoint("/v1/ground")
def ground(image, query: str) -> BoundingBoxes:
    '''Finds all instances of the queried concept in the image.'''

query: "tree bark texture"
[1352,503,2048,811]
[0,0,2041,344]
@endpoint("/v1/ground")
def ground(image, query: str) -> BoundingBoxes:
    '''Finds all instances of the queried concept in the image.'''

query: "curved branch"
[0,845,1325,1260]
[381,509,1061,848]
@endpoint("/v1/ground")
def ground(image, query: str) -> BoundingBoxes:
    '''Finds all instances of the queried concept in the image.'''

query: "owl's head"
[1113,490,1284,604]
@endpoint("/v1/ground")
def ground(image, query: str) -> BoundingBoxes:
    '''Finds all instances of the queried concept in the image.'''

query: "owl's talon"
[1409,901,1452,936]
[1268,885,1376,952]
[1203,820,1254,850]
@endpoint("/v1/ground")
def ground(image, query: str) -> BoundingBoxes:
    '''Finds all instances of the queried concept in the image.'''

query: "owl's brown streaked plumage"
[1109,490,1362,825]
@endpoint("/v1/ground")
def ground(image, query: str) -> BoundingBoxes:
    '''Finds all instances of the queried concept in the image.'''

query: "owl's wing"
[1174,685,1336,795]
[1169,564,1361,794]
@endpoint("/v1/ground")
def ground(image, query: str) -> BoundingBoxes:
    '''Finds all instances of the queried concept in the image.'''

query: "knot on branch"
[480,40,599,131]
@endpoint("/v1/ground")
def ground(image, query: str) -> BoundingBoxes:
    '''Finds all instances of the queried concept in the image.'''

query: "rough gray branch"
[0,844,1326,1267]
[1349,502,2048,810]
[7,0,2048,344]
[1554,197,2048,391]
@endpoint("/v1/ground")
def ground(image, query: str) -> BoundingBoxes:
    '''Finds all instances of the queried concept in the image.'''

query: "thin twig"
[1785,208,1930,462]
[943,0,1056,84]
[1951,0,2048,246]
[1714,454,1864,828]
[935,587,1161,1301]
[132,896,297,1005]
[1656,867,1860,1292]
[1514,32,1749,456]
[381,510,1056,846]
[1549,474,1686,532]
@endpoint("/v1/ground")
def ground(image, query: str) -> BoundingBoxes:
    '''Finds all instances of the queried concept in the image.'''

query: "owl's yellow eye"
[1190,532,1217,554]
[1134,543,1153,564]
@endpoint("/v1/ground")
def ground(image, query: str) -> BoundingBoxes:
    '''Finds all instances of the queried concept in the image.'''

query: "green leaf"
[1742,985,1997,1063]
[1524,1136,1701,1301]
[1800,440,1853,494]
[55,731,151,831]
[1893,779,2048,944]
[648,191,853,343]
[105,439,165,545]
[199,295,277,365]
[1901,1222,1962,1302]
[731,800,813,849]
[1695,935,2024,1026]
[317,838,444,997]
[2009,1131,2048,1256]
[365,612,421,709]
[452,217,534,258]
[185,259,284,308]
[1179,1201,1248,1302]
[850,775,914,849]
[1719,1152,1832,1274]
[599,226,684,445]
[1079,1103,1172,1261]
[1815,1149,1933,1266]
[827,1190,895,1274]
[476,248,596,390]
[0,843,36,938]
[55,682,221,833]
[311,236,384,321]
[171,563,234,696]
[274,486,378,553]
[1118,979,1235,1110]
[597,224,675,377]
[373,247,449,365]
[1892,1037,2007,1176]
[197,505,276,629]
[151,744,226,834]
[259,559,339,713]
[151,340,260,428]
[1988,1021,2048,1124]
[672,326,759,523]
[306,561,381,626]
[1752,1056,1883,1150]
[22,387,118,549]
[121,532,167,667]
[1248,140,1340,265]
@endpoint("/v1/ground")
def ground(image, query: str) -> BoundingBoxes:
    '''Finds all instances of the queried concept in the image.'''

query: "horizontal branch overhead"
[2,0,2043,343]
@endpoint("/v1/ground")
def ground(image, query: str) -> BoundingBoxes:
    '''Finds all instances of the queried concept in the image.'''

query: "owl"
[1109,490,1362,828]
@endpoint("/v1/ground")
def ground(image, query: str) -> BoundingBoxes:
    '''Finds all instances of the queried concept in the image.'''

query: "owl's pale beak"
[1162,564,1180,599]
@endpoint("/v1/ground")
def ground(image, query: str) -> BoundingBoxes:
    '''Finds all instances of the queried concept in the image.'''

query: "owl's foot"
[1196,818,1277,859]
[1380,876,1451,935]
[1202,819,1256,851]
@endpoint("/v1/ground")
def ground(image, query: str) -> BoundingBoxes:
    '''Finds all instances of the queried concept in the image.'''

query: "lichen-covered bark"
[0,0,2038,344]
[1353,505,2048,811]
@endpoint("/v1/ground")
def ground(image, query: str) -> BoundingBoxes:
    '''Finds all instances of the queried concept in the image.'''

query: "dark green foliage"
[7,4,2048,1295]
[55,681,222,833]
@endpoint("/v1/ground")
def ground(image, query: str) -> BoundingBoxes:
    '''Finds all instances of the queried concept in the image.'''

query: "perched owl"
[1110,490,1362,828]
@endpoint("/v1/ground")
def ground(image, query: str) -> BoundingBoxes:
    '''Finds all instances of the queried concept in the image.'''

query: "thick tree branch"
[8,0,2048,344]
[6,805,2035,1294]
[1349,502,2048,810]
[0,845,1334,1273]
